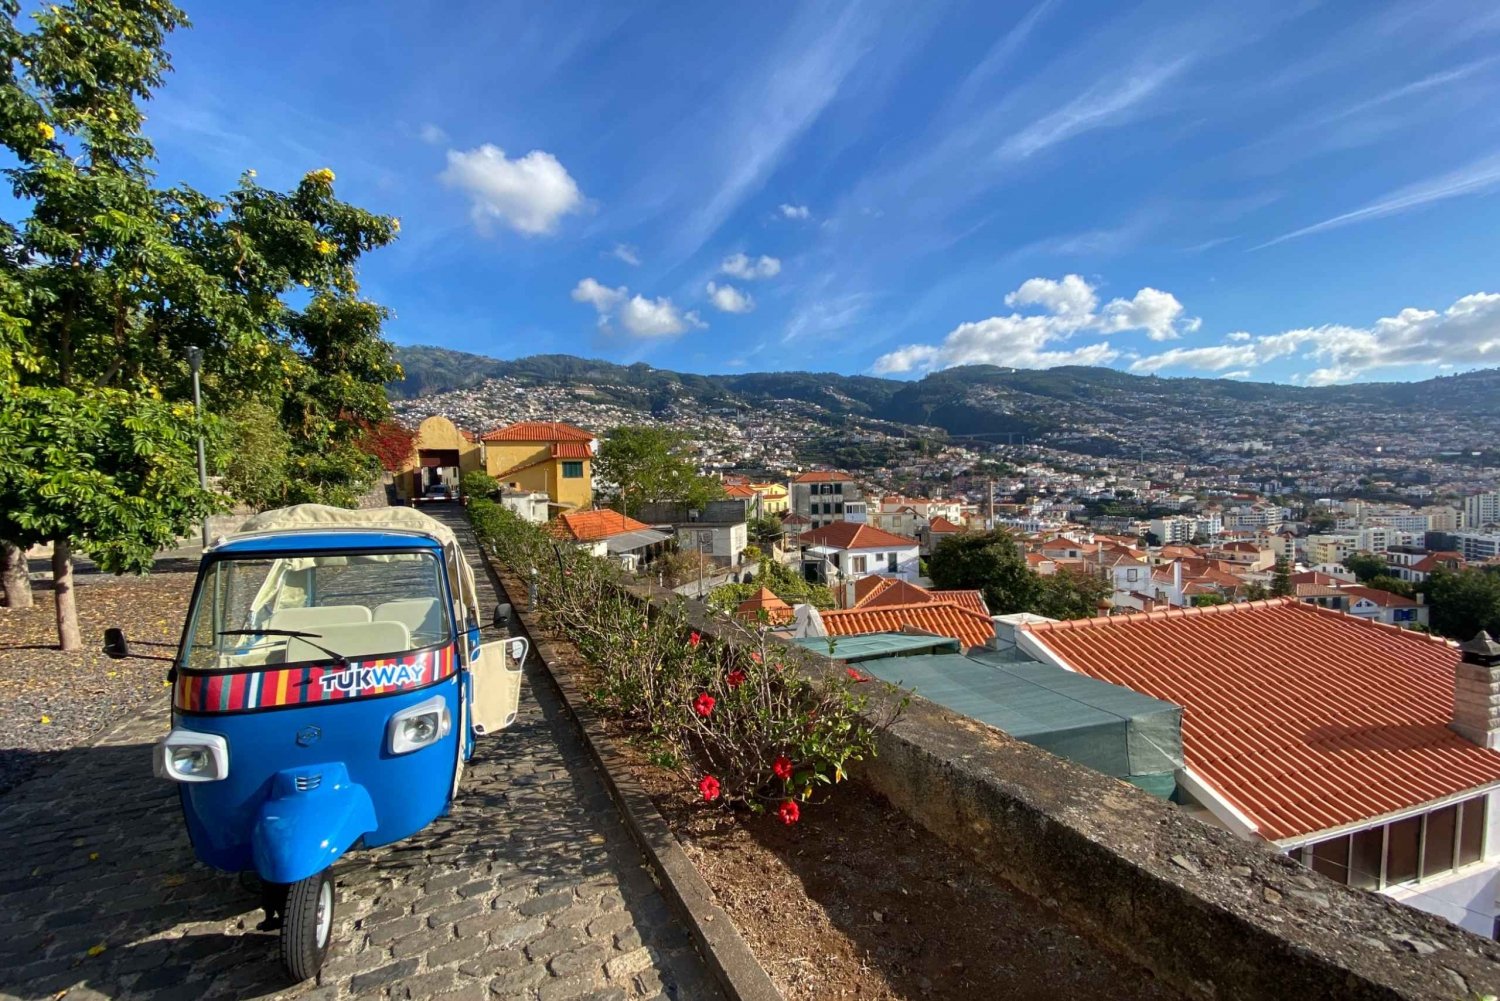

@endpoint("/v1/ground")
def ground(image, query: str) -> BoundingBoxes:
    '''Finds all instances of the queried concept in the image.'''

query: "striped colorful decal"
[175,646,456,713]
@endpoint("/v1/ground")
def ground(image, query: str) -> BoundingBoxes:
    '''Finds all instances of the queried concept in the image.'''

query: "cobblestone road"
[0,506,723,1001]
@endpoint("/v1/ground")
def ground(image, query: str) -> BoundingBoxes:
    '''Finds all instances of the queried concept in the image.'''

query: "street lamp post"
[187,347,210,548]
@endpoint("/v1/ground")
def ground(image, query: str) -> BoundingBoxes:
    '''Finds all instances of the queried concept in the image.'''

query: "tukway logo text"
[320,663,425,694]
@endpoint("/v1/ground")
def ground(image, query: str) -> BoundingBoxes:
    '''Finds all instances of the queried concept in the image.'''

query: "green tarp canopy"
[794,633,961,662]
[858,649,1184,798]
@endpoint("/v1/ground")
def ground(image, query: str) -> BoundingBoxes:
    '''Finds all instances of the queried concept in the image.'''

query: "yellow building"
[752,482,789,516]
[481,420,596,511]
[394,415,482,502]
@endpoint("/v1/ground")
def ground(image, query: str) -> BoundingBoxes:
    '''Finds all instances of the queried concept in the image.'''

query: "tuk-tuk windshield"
[183,550,452,671]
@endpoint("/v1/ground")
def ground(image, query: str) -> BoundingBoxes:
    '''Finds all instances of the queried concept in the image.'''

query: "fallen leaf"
[40,715,51,724]
[85,943,105,957]
[88,852,99,861]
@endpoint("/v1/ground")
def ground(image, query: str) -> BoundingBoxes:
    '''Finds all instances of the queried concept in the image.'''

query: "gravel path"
[0,568,197,796]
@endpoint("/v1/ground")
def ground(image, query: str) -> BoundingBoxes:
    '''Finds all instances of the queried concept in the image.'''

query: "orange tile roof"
[1023,600,1500,841]
[550,441,593,459]
[855,578,933,608]
[723,484,758,498]
[481,420,595,443]
[1341,584,1418,608]
[851,575,895,605]
[737,587,792,624]
[928,516,963,533]
[799,522,916,550]
[929,589,990,616]
[821,601,995,652]
[547,509,652,542]
[792,470,853,483]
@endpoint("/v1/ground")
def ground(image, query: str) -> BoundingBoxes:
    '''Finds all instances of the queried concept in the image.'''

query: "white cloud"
[1129,290,1500,382]
[1100,287,1186,341]
[1222,370,1251,379]
[778,203,811,220]
[1004,275,1097,319]
[611,244,641,266]
[995,58,1191,162]
[419,123,448,145]
[706,281,754,314]
[721,253,782,280]
[1129,344,1257,373]
[1255,150,1500,248]
[571,277,703,337]
[571,277,626,313]
[620,295,704,337]
[441,144,584,236]
[874,274,1190,374]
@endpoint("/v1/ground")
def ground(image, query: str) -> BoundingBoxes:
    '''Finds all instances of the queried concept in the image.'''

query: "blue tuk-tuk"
[104,504,526,980]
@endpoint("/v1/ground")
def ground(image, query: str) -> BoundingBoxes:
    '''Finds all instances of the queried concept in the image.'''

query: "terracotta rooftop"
[800,521,917,550]
[736,587,792,624]
[723,484,758,498]
[1022,599,1500,842]
[792,470,854,483]
[1341,584,1418,608]
[852,576,991,617]
[928,516,963,533]
[821,601,996,652]
[481,420,595,443]
[547,509,652,542]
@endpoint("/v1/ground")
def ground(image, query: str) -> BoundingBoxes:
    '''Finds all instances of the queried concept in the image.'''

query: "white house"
[798,522,920,587]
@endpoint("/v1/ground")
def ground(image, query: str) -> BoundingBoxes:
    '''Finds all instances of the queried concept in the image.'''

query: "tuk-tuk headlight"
[154,730,229,783]
[388,695,451,755]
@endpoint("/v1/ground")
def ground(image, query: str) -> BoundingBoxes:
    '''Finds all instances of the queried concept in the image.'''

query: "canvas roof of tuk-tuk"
[214,505,481,621]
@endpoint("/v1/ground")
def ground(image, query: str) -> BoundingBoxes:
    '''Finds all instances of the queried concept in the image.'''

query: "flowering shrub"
[469,498,904,821]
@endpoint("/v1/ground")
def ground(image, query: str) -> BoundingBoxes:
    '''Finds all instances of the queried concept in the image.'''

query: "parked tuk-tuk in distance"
[104,504,527,981]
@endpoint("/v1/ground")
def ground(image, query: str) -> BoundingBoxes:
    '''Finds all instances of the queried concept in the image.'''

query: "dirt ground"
[617,727,1182,1001]
[0,568,196,794]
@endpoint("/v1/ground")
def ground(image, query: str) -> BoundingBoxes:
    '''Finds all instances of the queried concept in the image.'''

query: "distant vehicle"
[103,504,526,981]
[419,483,451,504]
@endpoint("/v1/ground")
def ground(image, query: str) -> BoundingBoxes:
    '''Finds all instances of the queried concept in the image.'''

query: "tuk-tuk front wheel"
[280,869,334,981]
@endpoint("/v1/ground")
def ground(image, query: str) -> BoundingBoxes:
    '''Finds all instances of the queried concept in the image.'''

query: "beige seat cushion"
[373,598,443,642]
[267,604,371,632]
[286,622,411,663]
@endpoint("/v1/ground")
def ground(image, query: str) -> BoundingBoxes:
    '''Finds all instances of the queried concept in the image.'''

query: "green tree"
[747,514,785,547]
[1344,553,1388,583]
[1034,568,1112,620]
[1425,567,1500,641]
[220,399,291,510]
[1270,556,1293,598]
[0,0,399,646]
[927,530,1039,615]
[594,426,724,517]
[460,468,497,501]
[1191,593,1228,607]
[707,557,835,612]
[1363,574,1416,599]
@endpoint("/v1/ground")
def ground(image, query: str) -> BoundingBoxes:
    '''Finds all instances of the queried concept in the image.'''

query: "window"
[887,552,898,573]
[850,556,867,574]
[834,483,843,494]
[1298,798,1488,890]
[834,502,844,515]
[562,461,584,479]
[183,551,450,670]
[1126,568,1140,582]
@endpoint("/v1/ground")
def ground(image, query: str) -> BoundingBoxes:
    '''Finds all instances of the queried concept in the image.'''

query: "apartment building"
[790,471,862,530]
[1464,492,1500,530]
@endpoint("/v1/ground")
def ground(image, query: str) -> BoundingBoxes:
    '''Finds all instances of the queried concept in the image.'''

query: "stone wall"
[612,577,1500,1000]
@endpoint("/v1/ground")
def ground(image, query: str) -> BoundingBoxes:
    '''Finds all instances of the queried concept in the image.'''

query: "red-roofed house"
[799,522,920,585]
[736,587,793,625]
[820,601,995,652]
[1341,584,1429,629]
[481,421,596,511]
[547,509,668,564]
[1019,599,1500,934]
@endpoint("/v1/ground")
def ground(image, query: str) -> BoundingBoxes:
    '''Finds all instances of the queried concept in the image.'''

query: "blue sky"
[147,1,1500,384]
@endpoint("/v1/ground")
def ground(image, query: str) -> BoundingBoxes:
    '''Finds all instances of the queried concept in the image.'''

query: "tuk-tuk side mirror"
[507,637,528,664]
[103,628,130,660]
[493,603,513,631]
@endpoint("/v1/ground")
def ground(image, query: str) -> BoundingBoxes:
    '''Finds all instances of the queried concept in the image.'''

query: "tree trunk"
[53,540,81,652]
[1,540,33,609]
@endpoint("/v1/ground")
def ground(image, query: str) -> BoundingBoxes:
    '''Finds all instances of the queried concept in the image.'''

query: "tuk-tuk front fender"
[251,763,376,884]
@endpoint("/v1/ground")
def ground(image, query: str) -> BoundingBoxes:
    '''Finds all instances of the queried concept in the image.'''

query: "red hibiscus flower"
[689,631,702,648]
[777,800,800,825]
[698,775,721,802]
[726,669,747,689]
[846,668,870,682]
[693,693,716,717]
[772,756,793,781]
